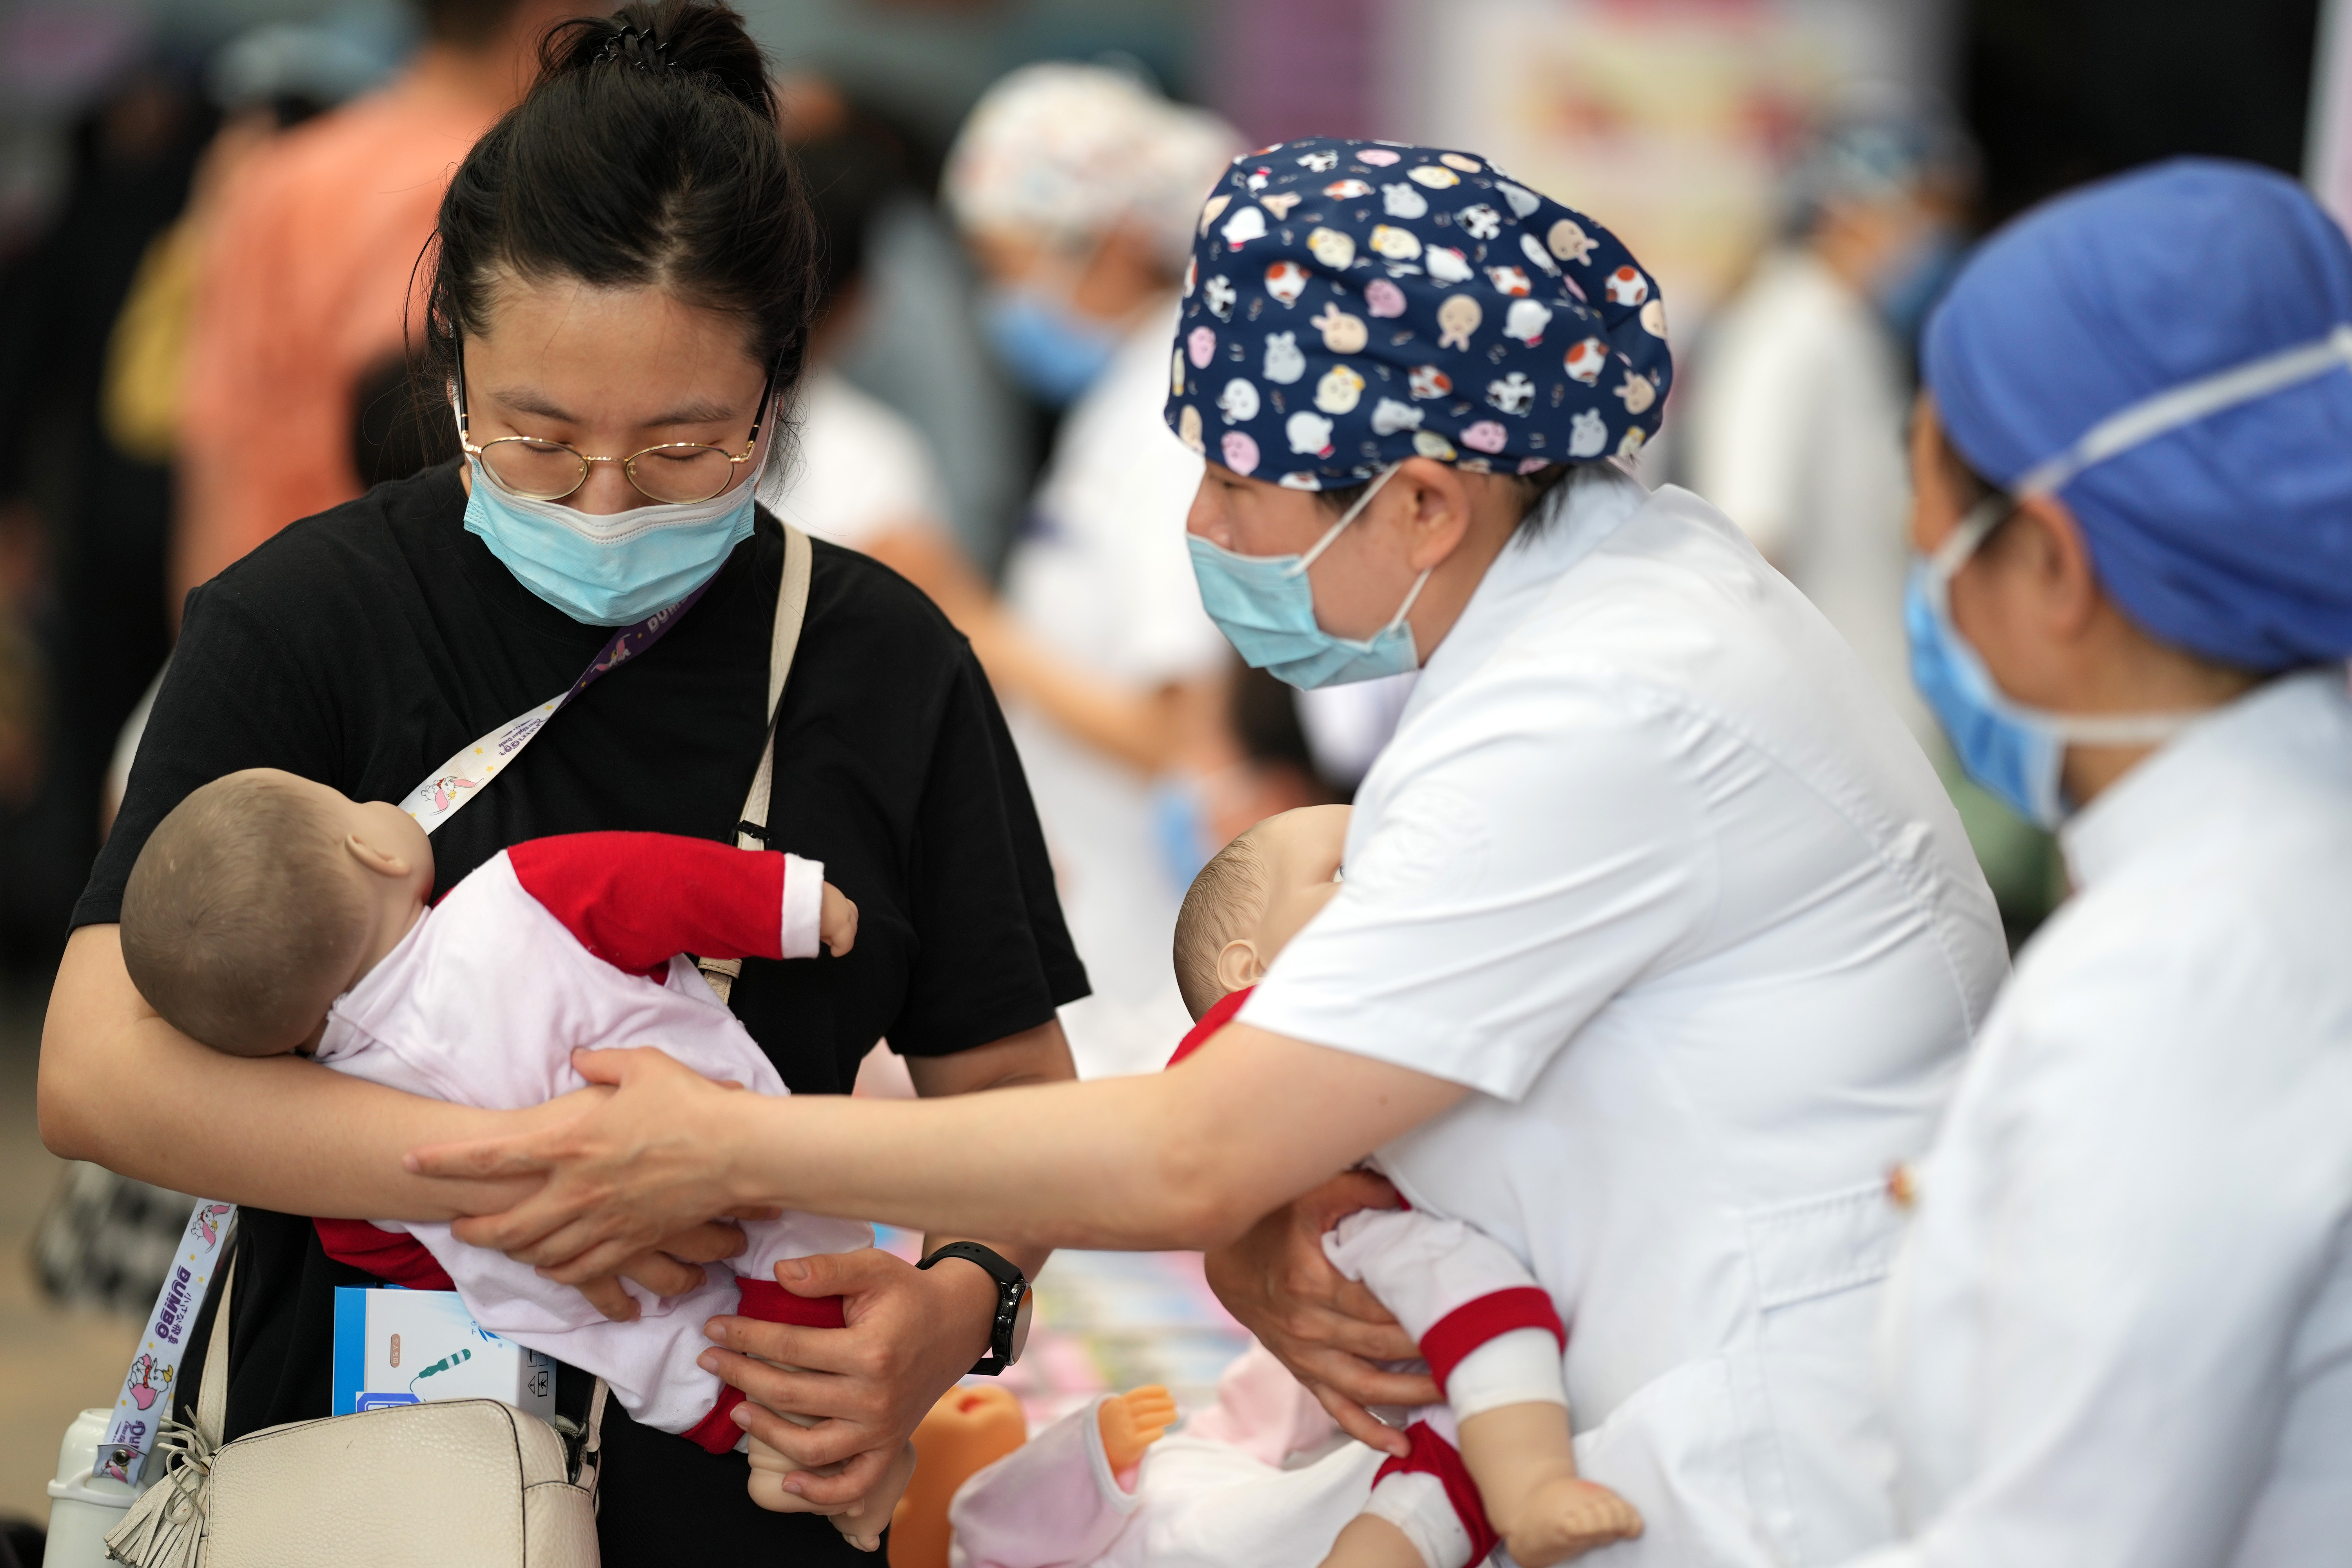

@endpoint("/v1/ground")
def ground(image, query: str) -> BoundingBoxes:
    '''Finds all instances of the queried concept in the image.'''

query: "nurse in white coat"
[942,64,1244,1078]
[1860,160,2352,1566]
[414,141,2008,1568]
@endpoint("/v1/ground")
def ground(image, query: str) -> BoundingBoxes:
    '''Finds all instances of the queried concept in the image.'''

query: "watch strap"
[918,1242,1028,1375]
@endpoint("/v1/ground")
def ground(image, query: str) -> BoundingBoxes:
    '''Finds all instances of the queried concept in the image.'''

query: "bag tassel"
[104,1419,215,1567]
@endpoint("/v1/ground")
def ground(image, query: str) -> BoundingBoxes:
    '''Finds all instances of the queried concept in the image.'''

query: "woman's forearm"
[40,924,535,1220]
[711,1024,1463,1250]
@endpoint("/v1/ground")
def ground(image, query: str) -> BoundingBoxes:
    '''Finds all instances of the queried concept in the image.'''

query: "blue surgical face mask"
[981,287,1123,406]
[1907,496,2192,828]
[1189,466,1429,690]
[463,448,766,627]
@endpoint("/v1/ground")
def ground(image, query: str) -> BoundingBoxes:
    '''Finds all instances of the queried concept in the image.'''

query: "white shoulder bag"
[102,527,815,1566]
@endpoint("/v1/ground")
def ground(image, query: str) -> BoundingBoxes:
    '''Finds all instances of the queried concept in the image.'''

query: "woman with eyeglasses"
[38,4,1084,1558]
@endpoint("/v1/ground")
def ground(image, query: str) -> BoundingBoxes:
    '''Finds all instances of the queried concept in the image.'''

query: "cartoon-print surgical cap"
[1926,159,2352,672]
[944,63,1241,276]
[1162,137,1671,487]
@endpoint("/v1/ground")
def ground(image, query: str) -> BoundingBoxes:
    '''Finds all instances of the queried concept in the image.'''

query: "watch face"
[1007,1285,1034,1366]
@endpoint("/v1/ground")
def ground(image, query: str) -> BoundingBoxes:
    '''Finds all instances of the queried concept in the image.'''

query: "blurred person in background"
[173,0,573,604]
[0,43,212,962]
[1682,105,2063,942]
[766,81,996,620]
[1866,158,2352,1568]
[942,62,1241,1078]
[1686,105,1974,744]
[97,18,408,838]
[791,81,1036,581]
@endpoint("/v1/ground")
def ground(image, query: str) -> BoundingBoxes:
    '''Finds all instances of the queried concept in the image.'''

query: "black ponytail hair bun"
[536,0,775,123]
[420,0,815,416]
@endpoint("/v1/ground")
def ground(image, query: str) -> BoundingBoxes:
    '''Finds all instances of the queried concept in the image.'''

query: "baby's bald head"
[120,771,376,1055]
[1172,805,1349,1020]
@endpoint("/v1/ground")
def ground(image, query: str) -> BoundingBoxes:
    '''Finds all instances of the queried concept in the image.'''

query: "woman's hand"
[696,1247,999,1505]
[1204,1168,1437,1457]
[567,1227,755,1322]
[409,1046,759,1281]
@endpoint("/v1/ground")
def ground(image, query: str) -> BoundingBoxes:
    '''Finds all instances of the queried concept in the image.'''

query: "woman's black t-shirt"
[74,461,1087,1561]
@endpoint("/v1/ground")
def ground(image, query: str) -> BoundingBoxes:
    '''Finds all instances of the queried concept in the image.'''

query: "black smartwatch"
[917,1241,1033,1376]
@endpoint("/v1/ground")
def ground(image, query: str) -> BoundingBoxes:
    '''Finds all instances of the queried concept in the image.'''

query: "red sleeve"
[505,832,786,980]
[678,1281,846,1454]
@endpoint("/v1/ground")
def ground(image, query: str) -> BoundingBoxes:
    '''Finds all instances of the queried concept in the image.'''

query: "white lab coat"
[1857,669,2352,1568]
[761,367,952,552]
[1686,251,1929,743]
[1000,303,1227,1079]
[1247,464,2008,1565]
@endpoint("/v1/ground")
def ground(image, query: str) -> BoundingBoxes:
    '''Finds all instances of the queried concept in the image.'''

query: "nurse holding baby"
[423,137,2012,1565]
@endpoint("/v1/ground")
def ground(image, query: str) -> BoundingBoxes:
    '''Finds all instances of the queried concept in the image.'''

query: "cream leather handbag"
[104,1261,604,1567]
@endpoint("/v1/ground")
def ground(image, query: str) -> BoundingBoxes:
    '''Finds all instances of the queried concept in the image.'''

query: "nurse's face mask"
[453,341,778,627]
[1189,464,1429,690]
[1905,502,2190,828]
[1905,325,2352,824]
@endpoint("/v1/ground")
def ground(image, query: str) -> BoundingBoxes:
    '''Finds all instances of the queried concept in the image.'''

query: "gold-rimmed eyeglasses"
[452,343,778,505]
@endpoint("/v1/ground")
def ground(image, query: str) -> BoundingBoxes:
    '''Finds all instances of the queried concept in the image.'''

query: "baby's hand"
[820,882,858,956]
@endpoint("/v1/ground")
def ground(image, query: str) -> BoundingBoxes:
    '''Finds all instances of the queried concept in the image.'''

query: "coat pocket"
[1733,1180,1909,1566]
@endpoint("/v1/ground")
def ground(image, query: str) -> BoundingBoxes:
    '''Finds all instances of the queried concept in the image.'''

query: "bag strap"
[194,1256,234,1448]
[105,1257,238,1566]
[698,523,813,1005]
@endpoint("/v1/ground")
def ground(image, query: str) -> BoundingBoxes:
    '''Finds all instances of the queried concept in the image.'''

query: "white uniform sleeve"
[1244,672,1712,1100]
[1871,952,2346,1568]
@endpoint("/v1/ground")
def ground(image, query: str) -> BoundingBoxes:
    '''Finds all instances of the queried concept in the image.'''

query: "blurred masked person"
[764,102,972,597]
[943,64,1240,1078]
[173,0,573,604]
[1863,160,2352,1567]
[1686,111,1972,743]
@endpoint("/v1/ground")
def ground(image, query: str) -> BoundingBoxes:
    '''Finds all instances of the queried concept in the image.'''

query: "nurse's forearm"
[713,1024,1463,1250]
[40,924,536,1220]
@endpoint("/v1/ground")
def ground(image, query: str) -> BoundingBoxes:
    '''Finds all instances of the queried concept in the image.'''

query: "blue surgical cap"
[1924,158,2352,672]
[1164,138,1671,487]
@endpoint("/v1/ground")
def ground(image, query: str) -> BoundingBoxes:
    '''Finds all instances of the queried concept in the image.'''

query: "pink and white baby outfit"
[309,830,871,1449]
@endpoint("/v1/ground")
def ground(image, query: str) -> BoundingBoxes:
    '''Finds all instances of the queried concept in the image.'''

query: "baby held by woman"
[116,767,908,1550]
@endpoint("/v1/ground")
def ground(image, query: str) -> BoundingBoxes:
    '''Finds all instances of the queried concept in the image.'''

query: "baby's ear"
[345,833,412,880]
[1214,937,1263,996]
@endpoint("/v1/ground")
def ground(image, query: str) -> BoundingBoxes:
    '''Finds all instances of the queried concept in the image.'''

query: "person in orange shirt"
[174,0,574,605]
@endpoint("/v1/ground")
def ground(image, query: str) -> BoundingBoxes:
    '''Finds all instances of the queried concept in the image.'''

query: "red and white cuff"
[781,853,824,959]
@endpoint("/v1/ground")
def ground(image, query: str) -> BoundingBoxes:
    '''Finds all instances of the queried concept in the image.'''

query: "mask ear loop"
[1287,464,1403,578]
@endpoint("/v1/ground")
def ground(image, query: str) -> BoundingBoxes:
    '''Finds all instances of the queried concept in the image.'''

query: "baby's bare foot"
[744,1432,851,1515]
[1504,1475,1643,1566]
